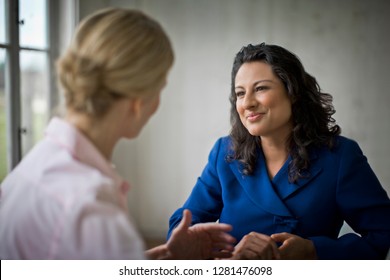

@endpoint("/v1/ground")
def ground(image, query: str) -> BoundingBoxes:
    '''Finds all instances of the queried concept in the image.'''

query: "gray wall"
[78,0,390,239]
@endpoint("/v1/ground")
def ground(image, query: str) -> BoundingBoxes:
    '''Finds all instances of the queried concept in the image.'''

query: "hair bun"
[56,8,174,117]
[57,51,112,115]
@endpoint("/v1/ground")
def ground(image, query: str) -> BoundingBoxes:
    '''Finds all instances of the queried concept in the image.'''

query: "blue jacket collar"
[228,148,322,217]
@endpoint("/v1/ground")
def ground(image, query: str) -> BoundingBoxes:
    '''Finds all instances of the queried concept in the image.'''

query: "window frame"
[0,0,63,178]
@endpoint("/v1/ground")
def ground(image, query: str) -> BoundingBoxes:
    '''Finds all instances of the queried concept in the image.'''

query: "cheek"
[235,101,244,116]
[147,95,160,117]
[266,92,290,111]
[277,99,293,121]
[259,94,275,108]
[236,105,246,125]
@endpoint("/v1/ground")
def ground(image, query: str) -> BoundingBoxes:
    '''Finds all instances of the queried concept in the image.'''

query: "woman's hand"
[166,209,236,259]
[227,232,280,260]
[271,232,317,259]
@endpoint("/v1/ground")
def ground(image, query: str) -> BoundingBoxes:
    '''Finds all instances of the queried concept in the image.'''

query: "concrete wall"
[78,0,390,239]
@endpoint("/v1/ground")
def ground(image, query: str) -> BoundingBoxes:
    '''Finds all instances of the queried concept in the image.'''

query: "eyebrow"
[235,79,274,90]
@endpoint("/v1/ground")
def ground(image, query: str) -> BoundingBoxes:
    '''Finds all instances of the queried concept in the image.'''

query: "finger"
[271,232,290,242]
[270,240,281,260]
[195,223,233,232]
[242,233,280,260]
[211,250,234,259]
[210,232,236,244]
[213,223,233,231]
[239,232,270,248]
[211,242,235,251]
[270,233,289,259]
[235,248,263,260]
[176,209,192,231]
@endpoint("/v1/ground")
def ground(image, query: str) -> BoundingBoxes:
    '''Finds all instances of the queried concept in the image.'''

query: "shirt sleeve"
[59,201,146,260]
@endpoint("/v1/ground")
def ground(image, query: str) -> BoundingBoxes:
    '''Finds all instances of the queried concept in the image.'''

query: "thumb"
[176,209,192,231]
[271,232,290,243]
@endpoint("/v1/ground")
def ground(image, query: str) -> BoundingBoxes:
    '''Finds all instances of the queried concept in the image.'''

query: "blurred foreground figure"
[0,8,235,260]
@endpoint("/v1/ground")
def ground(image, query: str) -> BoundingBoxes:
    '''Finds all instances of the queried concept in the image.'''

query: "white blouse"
[0,118,145,259]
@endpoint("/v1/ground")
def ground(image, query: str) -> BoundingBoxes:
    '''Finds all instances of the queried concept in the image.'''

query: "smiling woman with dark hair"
[229,43,340,182]
[168,43,390,260]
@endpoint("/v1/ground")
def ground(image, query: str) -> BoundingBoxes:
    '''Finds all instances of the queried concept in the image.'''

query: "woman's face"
[234,61,293,139]
[140,91,161,125]
[128,89,161,138]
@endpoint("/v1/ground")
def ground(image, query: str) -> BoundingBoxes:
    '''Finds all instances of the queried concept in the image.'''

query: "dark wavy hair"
[229,43,341,183]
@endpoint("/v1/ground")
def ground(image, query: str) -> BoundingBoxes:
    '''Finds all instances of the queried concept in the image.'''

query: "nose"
[242,91,257,109]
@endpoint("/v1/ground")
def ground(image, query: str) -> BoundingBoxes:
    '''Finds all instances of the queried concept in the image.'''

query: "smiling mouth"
[247,113,265,122]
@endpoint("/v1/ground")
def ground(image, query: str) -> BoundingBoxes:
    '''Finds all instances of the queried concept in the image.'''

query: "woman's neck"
[259,121,292,162]
[260,136,289,163]
[65,112,120,160]
[259,129,291,180]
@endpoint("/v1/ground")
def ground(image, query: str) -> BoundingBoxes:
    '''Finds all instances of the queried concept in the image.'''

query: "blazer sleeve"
[310,139,390,259]
[167,138,225,239]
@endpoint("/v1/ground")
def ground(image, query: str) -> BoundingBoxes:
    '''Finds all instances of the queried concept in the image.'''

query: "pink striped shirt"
[0,118,145,259]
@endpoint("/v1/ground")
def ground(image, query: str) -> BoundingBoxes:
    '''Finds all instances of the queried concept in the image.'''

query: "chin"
[124,130,140,139]
[246,127,264,137]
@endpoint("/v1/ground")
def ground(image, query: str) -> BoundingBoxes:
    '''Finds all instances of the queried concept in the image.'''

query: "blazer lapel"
[272,152,322,200]
[229,153,293,217]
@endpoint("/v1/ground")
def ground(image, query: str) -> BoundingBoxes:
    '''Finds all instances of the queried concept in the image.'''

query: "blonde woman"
[0,8,235,260]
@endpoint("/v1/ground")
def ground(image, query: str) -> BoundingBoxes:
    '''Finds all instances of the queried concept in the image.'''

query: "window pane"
[19,0,48,49]
[0,49,6,180]
[20,50,49,156]
[0,0,5,44]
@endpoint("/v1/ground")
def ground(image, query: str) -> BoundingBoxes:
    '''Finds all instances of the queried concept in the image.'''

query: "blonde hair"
[57,8,174,117]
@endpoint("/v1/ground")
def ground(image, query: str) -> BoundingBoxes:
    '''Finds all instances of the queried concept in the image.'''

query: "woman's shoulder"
[204,136,234,163]
[333,135,361,152]
[216,135,233,146]
[211,136,234,154]
[315,135,363,159]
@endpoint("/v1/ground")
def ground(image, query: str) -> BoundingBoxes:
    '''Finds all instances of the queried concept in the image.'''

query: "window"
[19,0,51,156]
[0,0,60,181]
[0,48,5,180]
[0,0,8,181]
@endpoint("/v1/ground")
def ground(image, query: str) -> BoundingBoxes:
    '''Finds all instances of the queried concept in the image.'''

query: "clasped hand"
[226,231,317,260]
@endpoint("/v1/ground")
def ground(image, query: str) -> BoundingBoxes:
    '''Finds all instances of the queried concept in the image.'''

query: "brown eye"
[235,91,245,98]
[255,86,267,92]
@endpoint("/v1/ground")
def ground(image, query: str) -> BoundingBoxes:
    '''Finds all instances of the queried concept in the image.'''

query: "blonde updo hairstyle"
[57,8,174,118]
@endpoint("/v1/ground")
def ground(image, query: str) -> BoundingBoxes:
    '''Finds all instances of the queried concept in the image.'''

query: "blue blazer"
[168,136,390,259]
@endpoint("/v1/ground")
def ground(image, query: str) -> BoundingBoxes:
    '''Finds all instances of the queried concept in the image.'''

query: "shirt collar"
[45,117,130,194]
